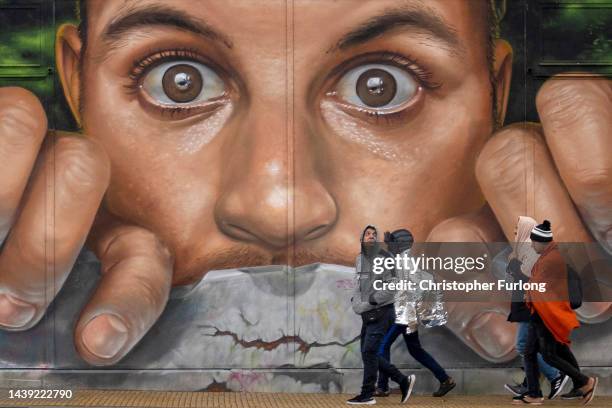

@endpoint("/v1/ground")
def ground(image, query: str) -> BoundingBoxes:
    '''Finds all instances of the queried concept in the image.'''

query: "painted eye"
[336,64,418,109]
[141,60,225,105]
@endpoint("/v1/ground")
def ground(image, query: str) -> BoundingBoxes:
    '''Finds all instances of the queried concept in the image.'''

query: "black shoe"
[512,394,544,405]
[346,394,376,405]
[433,377,456,397]
[399,374,415,404]
[373,388,390,397]
[548,373,569,400]
[561,388,585,400]
[505,383,528,396]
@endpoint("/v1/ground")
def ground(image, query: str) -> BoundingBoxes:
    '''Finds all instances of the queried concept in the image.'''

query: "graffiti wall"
[0,0,610,395]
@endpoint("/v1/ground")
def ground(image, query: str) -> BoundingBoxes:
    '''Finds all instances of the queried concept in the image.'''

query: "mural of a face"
[63,0,504,284]
[0,0,609,372]
[45,0,523,366]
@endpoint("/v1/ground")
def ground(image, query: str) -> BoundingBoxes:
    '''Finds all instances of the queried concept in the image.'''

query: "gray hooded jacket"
[350,225,398,315]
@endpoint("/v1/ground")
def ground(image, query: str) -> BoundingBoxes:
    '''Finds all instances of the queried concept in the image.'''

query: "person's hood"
[360,225,377,242]
[511,216,539,276]
[360,225,379,257]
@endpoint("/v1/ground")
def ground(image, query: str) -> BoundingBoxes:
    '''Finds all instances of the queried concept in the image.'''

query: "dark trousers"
[524,312,588,397]
[376,324,449,390]
[360,305,406,397]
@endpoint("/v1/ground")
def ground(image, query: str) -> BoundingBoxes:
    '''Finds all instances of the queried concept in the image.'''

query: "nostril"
[303,224,331,241]
[223,222,259,242]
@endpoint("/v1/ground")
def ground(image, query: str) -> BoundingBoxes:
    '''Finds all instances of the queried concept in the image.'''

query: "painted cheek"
[175,104,234,155]
[320,100,401,162]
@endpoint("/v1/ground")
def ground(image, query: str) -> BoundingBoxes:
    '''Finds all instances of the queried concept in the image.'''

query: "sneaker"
[579,376,598,406]
[561,388,584,400]
[373,388,390,397]
[399,374,415,404]
[346,394,376,405]
[512,394,544,405]
[548,373,569,400]
[505,383,528,396]
[433,377,456,397]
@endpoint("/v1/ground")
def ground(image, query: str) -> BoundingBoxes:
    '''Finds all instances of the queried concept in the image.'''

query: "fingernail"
[0,294,36,328]
[469,312,516,360]
[82,314,128,359]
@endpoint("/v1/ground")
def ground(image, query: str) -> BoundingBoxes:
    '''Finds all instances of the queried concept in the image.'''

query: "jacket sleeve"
[508,258,530,282]
[414,269,447,327]
[370,257,398,305]
[351,255,372,314]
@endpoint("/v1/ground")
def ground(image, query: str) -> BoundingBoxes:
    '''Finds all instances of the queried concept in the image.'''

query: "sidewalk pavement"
[0,390,611,408]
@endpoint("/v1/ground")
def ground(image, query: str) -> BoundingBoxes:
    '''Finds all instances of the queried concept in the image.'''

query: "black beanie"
[530,220,553,242]
[386,228,414,254]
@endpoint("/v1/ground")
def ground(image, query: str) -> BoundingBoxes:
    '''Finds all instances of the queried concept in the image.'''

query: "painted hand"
[428,76,612,362]
[0,87,174,366]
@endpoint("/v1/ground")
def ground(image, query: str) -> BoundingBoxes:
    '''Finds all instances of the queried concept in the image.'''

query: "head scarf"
[511,216,539,277]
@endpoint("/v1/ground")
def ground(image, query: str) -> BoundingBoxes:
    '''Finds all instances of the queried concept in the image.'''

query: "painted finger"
[0,87,47,243]
[476,122,592,243]
[536,77,612,253]
[427,207,517,362]
[74,225,173,365]
[476,125,612,322]
[0,134,110,330]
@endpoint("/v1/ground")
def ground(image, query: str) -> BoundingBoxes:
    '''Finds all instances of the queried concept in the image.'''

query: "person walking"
[514,220,598,405]
[375,229,455,398]
[347,225,415,405]
[504,216,568,400]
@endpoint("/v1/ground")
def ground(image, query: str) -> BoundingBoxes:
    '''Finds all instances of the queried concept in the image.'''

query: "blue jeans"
[516,321,559,382]
[377,323,449,391]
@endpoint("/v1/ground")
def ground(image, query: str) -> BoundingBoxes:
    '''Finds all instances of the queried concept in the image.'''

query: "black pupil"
[356,68,397,107]
[162,64,203,103]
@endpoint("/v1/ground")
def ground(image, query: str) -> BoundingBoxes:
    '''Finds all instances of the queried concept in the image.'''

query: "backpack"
[567,264,582,310]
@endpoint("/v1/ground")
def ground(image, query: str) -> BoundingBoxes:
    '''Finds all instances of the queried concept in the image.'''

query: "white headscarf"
[510,216,539,277]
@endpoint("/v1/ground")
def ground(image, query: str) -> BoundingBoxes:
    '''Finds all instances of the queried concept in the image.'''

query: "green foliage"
[0,1,77,129]
[541,3,612,62]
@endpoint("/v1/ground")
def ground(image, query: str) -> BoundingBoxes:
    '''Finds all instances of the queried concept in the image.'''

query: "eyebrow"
[102,4,233,49]
[330,7,465,57]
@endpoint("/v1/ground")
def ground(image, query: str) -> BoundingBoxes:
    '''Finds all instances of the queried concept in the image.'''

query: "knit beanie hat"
[530,220,553,242]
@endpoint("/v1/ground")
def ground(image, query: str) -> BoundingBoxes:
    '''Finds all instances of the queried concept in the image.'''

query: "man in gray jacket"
[347,225,414,405]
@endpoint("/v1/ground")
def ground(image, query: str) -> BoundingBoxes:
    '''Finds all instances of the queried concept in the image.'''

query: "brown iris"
[161,64,203,103]
[356,68,397,107]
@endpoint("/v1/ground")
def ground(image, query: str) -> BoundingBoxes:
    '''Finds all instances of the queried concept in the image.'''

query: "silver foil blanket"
[394,257,448,333]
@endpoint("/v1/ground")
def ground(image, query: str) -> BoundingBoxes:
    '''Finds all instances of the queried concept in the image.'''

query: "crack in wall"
[199,325,359,354]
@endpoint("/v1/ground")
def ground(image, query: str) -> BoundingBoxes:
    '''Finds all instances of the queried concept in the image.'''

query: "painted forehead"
[85,0,491,40]
[82,0,494,74]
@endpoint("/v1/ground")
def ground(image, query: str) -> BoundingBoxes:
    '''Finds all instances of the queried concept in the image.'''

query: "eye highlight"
[336,63,419,110]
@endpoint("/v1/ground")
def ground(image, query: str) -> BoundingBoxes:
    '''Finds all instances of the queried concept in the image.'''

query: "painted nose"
[215,171,337,248]
[214,100,337,248]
